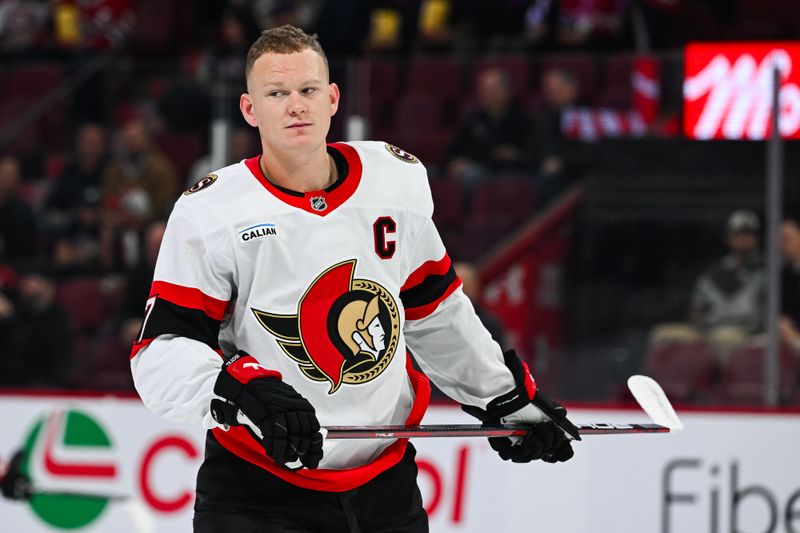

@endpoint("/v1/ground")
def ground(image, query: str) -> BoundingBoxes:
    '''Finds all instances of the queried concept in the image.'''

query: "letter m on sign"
[684,42,800,140]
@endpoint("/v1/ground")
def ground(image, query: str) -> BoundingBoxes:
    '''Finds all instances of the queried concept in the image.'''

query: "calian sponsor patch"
[238,223,278,242]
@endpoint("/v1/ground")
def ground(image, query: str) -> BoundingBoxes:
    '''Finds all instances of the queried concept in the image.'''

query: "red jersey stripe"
[401,253,452,292]
[149,280,229,321]
[129,337,155,360]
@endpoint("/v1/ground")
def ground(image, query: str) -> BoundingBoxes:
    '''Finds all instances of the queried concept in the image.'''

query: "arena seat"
[430,181,466,229]
[155,131,205,184]
[470,177,537,228]
[641,339,719,403]
[92,335,136,391]
[722,342,798,405]
[389,93,450,165]
[56,277,106,333]
[596,55,633,109]
[364,59,401,102]
[404,57,464,101]
[0,96,42,157]
[6,64,65,98]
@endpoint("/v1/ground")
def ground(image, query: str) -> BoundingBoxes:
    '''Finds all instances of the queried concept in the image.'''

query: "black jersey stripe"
[400,263,458,311]
[138,297,221,350]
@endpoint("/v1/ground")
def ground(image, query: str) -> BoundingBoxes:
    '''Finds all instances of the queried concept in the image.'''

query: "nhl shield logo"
[251,260,400,394]
[310,196,327,212]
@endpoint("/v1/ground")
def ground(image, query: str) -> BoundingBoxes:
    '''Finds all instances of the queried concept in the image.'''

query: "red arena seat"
[722,342,798,405]
[470,177,537,228]
[56,277,106,333]
[642,339,719,403]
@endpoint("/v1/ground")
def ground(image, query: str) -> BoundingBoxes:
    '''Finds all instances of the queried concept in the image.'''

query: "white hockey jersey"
[130,141,518,491]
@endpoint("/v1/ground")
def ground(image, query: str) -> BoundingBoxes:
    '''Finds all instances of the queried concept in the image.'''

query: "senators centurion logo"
[184,173,218,195]
[385,143,419,164]
[252,260,400,393]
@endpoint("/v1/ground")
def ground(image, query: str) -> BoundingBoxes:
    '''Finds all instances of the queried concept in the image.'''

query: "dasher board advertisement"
[0,394,798,533]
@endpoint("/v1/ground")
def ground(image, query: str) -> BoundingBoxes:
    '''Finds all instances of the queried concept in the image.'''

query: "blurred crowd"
[4,0,795,58]
[1,0,799,398]
[644,210,800,405]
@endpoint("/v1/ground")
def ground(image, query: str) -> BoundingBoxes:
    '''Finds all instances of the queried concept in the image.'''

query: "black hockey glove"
[462,350,579,464]
[210,351,323,469]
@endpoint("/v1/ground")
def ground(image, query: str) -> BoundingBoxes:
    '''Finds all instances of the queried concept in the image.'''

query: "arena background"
[1,1,799,532]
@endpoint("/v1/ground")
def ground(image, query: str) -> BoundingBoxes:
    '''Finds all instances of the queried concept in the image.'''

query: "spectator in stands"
[187,127,260,186]
[50,188,103,276]
[445,67,532,188]
[0,264,71,387]
[528,66,580,205]
[0,269,16,385]
[47,122,109,227]
[778,216,800,352]
[52,0,134,50]
[102,119,179,221]
[118,219,166,345]
[454,261,507,347]
[687,210,765,361]
[202,8,255,82]
[0,156,38,266]
[98,187,156,274]
[523,0,632,49]
[0,0,50,53]
[254,0,322,32]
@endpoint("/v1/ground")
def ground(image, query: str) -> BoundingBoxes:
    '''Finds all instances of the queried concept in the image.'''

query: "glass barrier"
[0,51,797,408]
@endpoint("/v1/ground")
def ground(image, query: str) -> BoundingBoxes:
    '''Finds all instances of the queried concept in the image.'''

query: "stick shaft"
[32,489,129,501]
[323,422,669,439]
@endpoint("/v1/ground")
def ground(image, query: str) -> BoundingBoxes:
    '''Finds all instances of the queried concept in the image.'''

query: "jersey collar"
[245,142,363,216]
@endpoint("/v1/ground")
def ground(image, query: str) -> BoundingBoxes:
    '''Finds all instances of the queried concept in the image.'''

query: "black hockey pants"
[193,432,429,533]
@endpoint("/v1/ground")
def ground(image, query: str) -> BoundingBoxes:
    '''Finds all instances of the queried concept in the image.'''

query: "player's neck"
[259,146,337,193]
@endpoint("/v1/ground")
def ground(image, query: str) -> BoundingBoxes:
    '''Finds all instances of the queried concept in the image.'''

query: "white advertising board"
[0,394,798,533]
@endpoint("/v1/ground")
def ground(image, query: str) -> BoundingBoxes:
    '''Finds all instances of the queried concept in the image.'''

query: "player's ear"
[329,83,340,117]
[240,93,258,127]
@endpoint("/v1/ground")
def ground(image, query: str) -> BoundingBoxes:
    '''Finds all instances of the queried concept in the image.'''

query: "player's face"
[241,49,340,155]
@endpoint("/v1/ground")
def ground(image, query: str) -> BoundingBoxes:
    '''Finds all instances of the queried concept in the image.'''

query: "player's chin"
[284,131,324,149]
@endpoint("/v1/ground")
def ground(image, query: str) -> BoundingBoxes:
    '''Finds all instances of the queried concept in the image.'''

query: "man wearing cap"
[689,209,766,362]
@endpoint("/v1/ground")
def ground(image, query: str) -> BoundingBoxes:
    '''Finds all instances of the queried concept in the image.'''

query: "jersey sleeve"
[130,202,234,429]
[401,218,517,410]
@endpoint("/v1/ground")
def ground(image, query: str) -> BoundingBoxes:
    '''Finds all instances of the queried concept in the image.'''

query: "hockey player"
[130,25,578,533]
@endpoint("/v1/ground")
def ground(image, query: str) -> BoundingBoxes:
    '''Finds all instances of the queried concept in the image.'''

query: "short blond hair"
[245,25,329,81]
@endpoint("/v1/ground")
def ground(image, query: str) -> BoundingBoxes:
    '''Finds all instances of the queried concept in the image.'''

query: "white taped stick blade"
[627,375,684,432]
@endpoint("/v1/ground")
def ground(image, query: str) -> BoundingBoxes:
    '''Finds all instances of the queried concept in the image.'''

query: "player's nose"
[287,92,306,115]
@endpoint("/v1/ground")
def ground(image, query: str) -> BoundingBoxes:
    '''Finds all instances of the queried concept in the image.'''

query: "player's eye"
[267,91,283,98]
[301,87,317,95]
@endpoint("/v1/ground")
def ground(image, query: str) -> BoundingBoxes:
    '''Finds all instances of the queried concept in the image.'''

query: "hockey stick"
[2,452,154,533]
[322,375,683,439]
[322,422,669,439]
[235,375,683,440]
[22,487,153,533]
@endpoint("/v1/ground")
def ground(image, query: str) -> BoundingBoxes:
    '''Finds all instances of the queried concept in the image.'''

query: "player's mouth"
[287,122,312,129]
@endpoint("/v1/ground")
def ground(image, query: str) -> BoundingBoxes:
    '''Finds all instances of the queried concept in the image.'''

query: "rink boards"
[0,393,798,533]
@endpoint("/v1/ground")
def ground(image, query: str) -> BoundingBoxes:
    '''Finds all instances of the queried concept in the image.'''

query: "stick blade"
[627,375,684,432]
